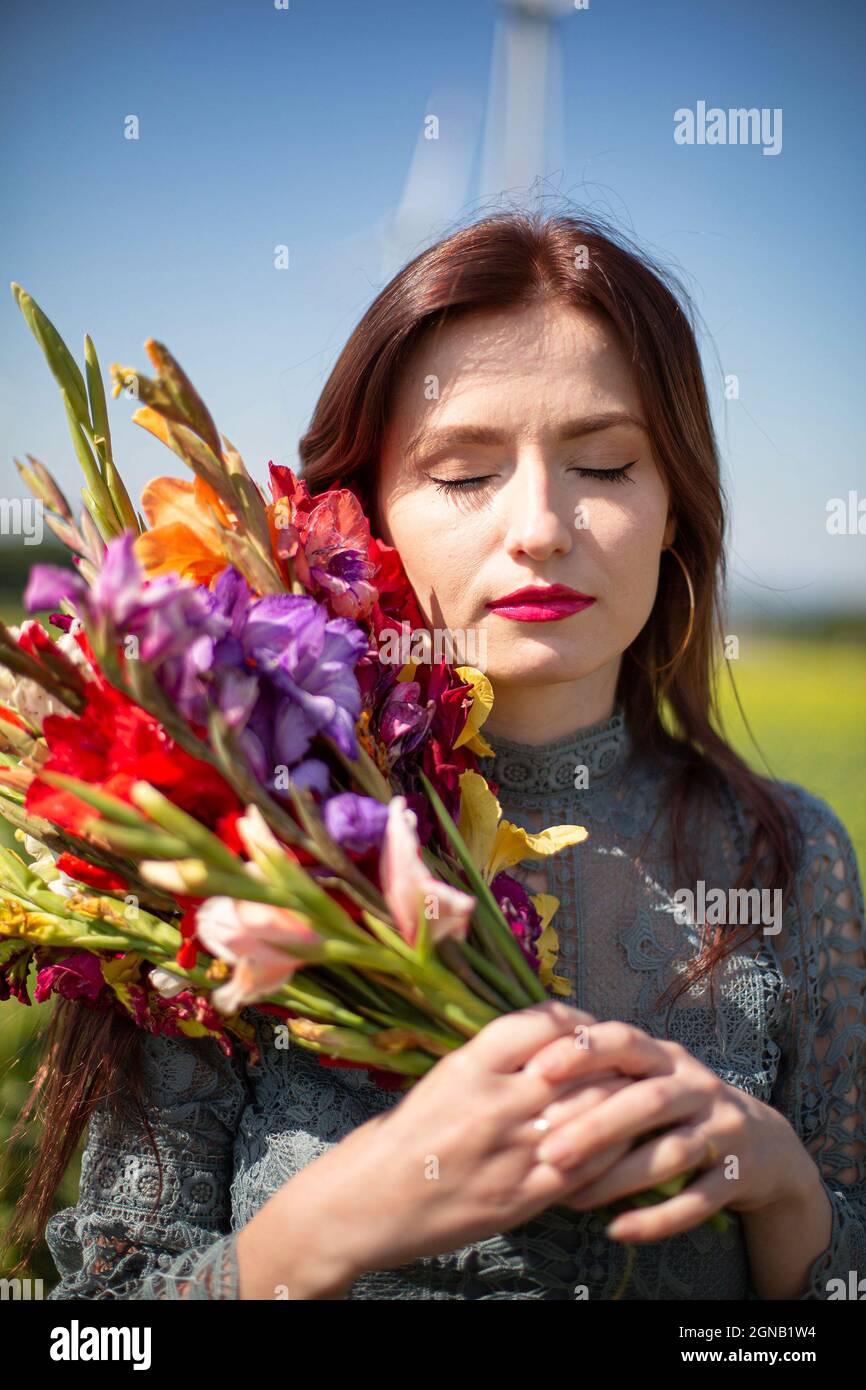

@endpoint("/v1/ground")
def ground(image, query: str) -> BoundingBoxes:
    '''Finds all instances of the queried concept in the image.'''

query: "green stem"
[419,770,547,1001]
[451,937,532,1009]
[438,938,514,1012]
[610,1242,637,1301]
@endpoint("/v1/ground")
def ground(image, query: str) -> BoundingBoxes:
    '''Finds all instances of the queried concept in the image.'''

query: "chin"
[484,645,603,686]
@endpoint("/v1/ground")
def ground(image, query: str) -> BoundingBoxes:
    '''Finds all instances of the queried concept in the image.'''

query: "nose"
[500,451,574,564]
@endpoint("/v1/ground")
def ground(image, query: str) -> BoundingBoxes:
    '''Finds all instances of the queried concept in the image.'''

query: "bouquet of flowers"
[1,288,730,1264]
[0,285,586,1088]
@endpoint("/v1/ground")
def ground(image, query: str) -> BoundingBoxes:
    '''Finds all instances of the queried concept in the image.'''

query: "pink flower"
[268,465,377,620]
[380,795,475,947]
[194,897,323,1014]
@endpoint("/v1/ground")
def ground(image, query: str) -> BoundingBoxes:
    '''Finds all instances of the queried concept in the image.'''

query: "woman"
[17,211,865,1300]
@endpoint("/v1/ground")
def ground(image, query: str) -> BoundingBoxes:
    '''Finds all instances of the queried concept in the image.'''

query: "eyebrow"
[404,411,648,466]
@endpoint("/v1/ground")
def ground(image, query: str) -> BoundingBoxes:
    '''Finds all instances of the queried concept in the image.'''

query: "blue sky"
[2,0,864,617]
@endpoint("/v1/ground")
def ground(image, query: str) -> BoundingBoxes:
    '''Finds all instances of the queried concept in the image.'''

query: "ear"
[662,513,677,549]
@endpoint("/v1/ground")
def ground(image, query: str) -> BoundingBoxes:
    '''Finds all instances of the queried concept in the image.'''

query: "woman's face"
[375,299,676,729]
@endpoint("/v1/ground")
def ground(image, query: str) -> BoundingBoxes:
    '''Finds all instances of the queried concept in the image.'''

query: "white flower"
[0,619,94,729]
[148,966,188,998]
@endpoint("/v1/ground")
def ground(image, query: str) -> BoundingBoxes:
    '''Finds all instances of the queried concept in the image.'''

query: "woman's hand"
[238,1000,630,1296]
[523,1019,818,1243]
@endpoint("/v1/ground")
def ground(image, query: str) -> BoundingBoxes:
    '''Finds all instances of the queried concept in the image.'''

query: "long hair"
[296,208,804,984]
[6,208,803,1269]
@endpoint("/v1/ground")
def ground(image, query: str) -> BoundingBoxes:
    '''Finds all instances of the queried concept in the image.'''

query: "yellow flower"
[101,951,145,1015]
[458,770,588,883]
[529,893,573,997]
[453,667,495,756]
[394,663,495,755]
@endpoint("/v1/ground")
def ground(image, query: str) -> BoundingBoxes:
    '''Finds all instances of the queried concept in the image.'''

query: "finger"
[534,1074,705,1170]
[524,1020,673,1086]
[550,1139,634,1201]
[509,1066,629,1133]
[558,1124,717,1211]
[469,1000,599,1073]
[517,1075,629,1146]
[603,1169,731,1243]
[523,1137,633,1210]
[523,1019,598,1079]
[537,1074,633,1128]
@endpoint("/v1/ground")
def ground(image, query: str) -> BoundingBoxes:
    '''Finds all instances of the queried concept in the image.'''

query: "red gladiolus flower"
[175,900,203,970]
[367,536,426,636]
[55,853,129,892]
[25,675,243,838]
[315,1055,407,1092]
[0,703,28,731]
[255,1002,300,1021]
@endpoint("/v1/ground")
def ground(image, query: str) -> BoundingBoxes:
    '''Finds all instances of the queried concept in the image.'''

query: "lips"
[486,585,596,623]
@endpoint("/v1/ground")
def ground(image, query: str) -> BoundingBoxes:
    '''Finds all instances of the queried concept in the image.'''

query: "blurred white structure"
[480,0,574,201]
[381,0,576,277]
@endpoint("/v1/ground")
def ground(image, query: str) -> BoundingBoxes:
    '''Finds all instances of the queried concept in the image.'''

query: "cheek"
[592,494,668,611]
[380,498,482,620]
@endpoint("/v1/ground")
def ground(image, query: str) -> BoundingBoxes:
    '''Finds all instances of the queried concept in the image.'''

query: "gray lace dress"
[44,708,866,1300]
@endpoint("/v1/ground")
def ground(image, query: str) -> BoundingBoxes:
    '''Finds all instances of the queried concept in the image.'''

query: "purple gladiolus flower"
[290,758,331,795]
[242,594,369,759]
[379,679,431,759]
[24,563,87,612]
[491,872,544,969]
[308,548,376,617]
[25,532,369,794]
[323,792,389,854]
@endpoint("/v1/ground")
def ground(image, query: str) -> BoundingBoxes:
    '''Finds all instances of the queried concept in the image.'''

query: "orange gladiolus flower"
[132,405,238,584]
[134,474,235,585]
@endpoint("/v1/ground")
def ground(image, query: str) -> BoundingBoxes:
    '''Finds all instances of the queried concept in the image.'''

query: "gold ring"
[703,1138,719,1164]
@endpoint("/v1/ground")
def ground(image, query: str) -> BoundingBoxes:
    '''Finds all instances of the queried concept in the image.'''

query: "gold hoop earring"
[631,545,696,677]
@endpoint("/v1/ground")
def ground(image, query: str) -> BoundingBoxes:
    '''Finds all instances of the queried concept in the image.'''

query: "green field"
[714,636,865,880]
[0,630,864,1285]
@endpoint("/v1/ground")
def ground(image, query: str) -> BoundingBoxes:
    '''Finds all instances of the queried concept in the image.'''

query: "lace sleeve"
[760,785,866,1301]
[44,1027,251,1300]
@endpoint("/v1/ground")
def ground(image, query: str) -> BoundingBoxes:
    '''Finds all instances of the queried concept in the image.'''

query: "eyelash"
[430,461,639,493]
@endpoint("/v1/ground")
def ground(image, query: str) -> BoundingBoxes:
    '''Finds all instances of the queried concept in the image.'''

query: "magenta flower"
[34,951,108,1005]
[491,872,544,968]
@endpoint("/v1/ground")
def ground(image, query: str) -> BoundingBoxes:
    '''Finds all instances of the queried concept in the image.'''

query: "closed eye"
[568,461,638,485]
[430,475,494,493]
[430,460,639,493]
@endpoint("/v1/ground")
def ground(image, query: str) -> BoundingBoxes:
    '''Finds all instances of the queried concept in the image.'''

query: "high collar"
[477,706,631,797]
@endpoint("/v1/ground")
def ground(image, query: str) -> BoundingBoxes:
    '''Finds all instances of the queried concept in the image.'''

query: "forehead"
[385,300,640,445]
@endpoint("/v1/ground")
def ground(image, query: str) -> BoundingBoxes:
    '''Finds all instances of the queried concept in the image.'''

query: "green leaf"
[84,335,112,467]
[63,388,117,532]
[80,485,117,545]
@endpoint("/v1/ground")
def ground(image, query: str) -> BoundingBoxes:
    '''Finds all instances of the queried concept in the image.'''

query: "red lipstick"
[486,584,596,623]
